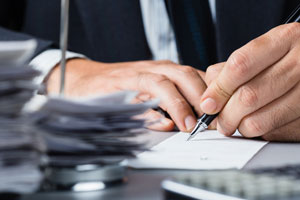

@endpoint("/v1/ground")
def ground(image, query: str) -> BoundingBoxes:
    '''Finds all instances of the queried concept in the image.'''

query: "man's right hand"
[47,59,207,132]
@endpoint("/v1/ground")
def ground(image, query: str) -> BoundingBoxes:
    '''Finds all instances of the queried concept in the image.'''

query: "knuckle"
[179,65,197,75]
[282,23,300,38]
[205,65,221,85]
[168,98,188,110]
[241,117,265,137]
[149,74,169,84]
[237,85,258,108]
[153,76,172,88]
[269,105,292,129]
[214,80,231,98]
[250,35,270,49]
[138,73,168,90]
[285,103,299,118]
[182,65,195,73]
[206,65,217,76]
[228,50,251,77]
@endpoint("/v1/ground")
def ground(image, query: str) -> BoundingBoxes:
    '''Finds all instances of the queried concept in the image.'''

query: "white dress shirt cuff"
[29,49,86,85]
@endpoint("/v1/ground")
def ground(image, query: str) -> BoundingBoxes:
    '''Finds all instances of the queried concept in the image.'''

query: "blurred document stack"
[30,91,158,168]
[0,40,45,194]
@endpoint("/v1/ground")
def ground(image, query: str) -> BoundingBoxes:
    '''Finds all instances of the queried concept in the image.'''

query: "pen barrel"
[285,2,300,23]
[200,114,218,126]
[59,0,70,96]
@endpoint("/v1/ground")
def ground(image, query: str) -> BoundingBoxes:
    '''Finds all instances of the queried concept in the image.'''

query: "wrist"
[46,58,93,95]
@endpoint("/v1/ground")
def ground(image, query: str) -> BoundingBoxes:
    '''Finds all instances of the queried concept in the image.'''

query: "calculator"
[162,165,300,200]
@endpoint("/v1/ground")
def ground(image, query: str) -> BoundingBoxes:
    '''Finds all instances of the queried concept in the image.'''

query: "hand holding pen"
[189,4,300,142]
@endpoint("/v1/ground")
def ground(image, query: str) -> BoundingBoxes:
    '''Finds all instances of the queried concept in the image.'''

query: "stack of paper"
[0,40,45,194]
[29,91,158,167]
[0,118,44,194]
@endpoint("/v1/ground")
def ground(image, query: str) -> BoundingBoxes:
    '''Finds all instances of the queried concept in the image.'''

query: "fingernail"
[185,115,197,131]
[200,98,217,113]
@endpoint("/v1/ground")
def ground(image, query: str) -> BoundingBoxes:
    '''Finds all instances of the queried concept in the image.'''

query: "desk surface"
[22,131,300,200]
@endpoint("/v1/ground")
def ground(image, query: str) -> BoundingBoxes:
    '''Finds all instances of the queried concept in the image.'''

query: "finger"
[205,62,224,86]
[217,49,300,135]
[140,109,175,131]
[136,93,152,102]
[200,23,300,114]
[132,97,175,131]
[119,73,197,131]
[148,62,207,116]
[261,117,300,142]
[237,82,300,138]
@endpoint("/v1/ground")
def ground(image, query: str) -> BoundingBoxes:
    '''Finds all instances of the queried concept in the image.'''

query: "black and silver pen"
[187,113,217,141]
[187,3,300,141]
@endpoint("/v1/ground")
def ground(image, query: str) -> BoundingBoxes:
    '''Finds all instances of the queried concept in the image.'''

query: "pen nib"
[186,134,194,141]
[186,123,206,141]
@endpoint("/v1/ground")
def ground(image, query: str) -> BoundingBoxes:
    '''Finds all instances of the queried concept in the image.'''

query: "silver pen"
[187,113,218,141]
[59,0,70,96]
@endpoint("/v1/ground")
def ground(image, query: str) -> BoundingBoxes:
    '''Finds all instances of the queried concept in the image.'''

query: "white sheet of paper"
[127,131,268,170]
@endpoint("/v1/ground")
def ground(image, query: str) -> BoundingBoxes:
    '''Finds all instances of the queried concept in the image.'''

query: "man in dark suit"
[1,0,300,141]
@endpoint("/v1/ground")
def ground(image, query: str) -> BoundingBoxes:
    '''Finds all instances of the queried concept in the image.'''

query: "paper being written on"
[127,130,268,170]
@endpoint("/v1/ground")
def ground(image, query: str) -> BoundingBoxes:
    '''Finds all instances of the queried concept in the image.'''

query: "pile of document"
[30,91,158,167]
[0,40,45,194]
[0,118,44,194]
